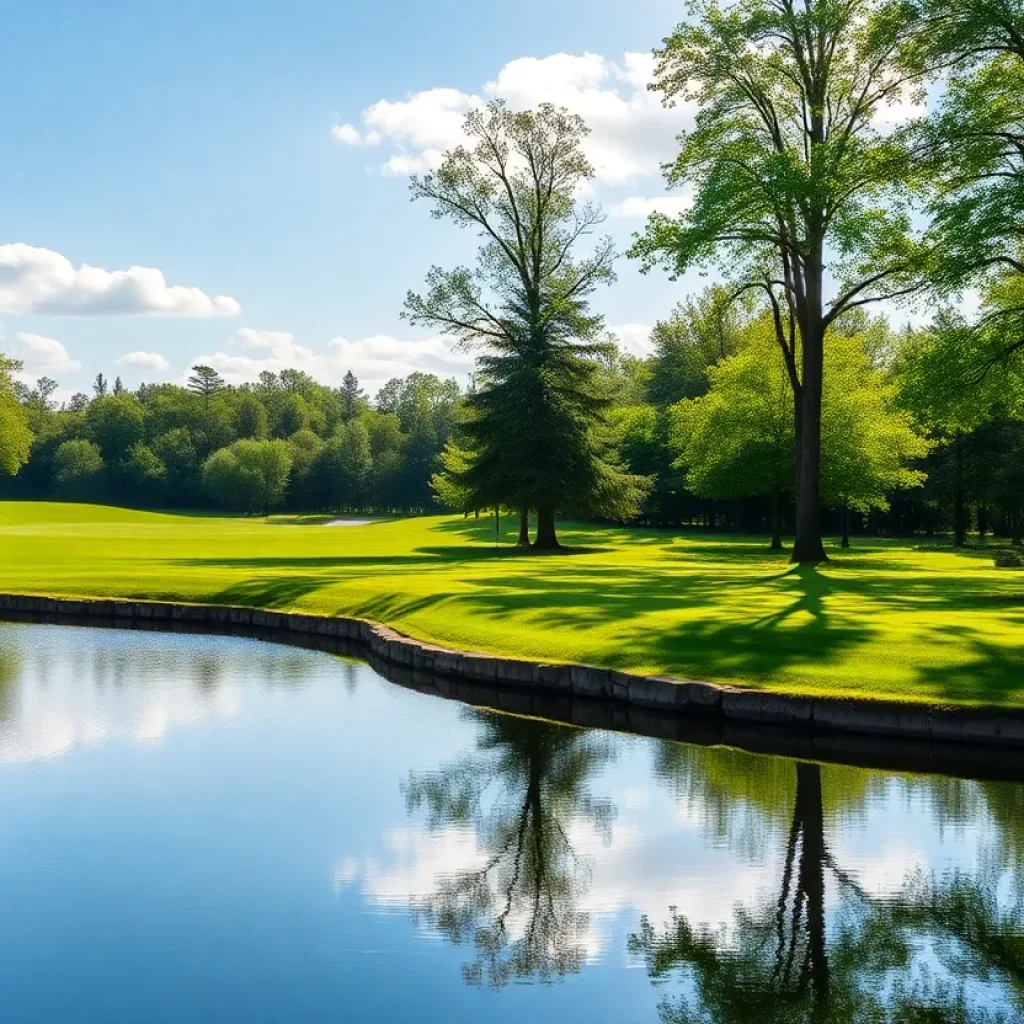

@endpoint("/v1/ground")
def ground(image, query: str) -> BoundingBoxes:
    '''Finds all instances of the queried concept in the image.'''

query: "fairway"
[2,501,1023,708]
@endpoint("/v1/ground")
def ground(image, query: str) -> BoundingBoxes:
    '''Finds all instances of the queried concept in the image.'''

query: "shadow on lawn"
[176,543,1024,705]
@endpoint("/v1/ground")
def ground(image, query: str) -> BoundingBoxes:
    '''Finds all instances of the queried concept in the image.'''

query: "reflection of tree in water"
[890,868,1024,1019]
[636,744,1024,1023]
[0,642,22,722]
[403,711,614,988]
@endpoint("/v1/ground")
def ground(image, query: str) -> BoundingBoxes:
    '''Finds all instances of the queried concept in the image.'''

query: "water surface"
[0,623,1021,1022]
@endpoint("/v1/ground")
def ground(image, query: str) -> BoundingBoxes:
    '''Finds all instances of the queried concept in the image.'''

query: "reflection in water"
[403,712,614,988]
[634,749,1024,1023]
[0,622,1023,1022]
[0,623,319,763]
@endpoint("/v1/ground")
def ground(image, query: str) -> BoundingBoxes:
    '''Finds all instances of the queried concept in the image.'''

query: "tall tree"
[340,370,364,422]
[404,101,646,548]
[632,0,926,562]
[187,365,226,406]
[92,373,108,399]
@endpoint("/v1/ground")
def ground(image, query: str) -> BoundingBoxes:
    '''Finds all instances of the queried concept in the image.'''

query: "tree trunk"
[795,763,830,1018]
[840,504,849,549]
[770,488,783,550]
[792,320,827,564]
[533,503,559,550]
[952,433,966,548]
[517,505,530,547]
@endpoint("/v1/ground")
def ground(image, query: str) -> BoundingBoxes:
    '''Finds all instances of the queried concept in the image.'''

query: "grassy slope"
[1,501,1022,707]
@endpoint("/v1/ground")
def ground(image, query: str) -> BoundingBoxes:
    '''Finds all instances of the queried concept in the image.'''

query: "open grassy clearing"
[1,501,1022,708]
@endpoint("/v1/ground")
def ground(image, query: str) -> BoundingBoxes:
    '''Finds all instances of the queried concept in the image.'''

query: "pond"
[0,622,1021,1023]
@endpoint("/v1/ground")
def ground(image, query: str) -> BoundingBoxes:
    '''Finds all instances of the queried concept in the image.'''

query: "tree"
[317,421,374,511]
[340,371,364,422]
[820,333,930,546]
[285,429,324,509]
[187,365,226,405]
[201,439,291,514]
[670,322,794,549]
[911,0,1024,379]
[633,0,926,562]
[52,439,105,500]
[86,394,145,463]
[404,101,646,547]
[646,285,746,408]
[233,392,269,440]
[0,355,32,477]
[152,427,201,505]
[121,443,167,506]
[67,393,89,413]
[275,392,310,437]
[672,321,928,549]
[112,376,125,396]
[93,373,108,399]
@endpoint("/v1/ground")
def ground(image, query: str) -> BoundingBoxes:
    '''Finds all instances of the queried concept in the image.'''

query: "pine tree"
[404,102,648,547]
[340,371,364,422]
[187,365,226,407]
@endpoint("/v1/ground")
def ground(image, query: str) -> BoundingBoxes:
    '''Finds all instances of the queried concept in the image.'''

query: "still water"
[0,623,1021,1023]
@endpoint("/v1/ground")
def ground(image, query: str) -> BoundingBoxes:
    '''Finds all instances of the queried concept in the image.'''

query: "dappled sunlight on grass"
[2,501,1023,706]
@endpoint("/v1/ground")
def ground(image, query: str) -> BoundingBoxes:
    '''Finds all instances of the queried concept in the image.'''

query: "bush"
[994,550,1023,568]
[202,438,292,514]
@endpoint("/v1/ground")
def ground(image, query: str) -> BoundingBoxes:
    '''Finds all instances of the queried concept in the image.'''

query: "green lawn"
[2,500,1022,708]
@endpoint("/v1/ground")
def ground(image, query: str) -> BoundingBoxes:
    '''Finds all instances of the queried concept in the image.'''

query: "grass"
[2,500,1023,708]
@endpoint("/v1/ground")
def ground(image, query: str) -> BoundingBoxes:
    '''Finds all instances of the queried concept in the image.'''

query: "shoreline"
[0,593,1021,770]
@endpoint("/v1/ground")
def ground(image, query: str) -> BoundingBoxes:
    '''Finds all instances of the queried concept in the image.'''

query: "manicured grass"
[2,501,1023,708]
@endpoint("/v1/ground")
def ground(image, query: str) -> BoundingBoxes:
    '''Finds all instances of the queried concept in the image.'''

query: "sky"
[0,0,706,402]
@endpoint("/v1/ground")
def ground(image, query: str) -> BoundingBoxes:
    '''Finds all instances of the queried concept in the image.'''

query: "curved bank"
[0,593,1021,759]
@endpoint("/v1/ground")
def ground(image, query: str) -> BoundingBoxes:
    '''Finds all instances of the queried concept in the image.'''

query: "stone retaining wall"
[0,593,1021,749]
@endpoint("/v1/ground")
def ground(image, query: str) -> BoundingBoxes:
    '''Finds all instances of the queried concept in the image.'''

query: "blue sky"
[2,1,953,404]
[0,0,701,400]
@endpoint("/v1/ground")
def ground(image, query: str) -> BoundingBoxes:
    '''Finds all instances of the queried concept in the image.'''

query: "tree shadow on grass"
[172,546,1024,704]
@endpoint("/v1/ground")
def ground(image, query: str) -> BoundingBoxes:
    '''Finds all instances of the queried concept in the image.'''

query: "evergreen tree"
[404,101,647,547]
[340,371,364,422]
[187,365,226,406]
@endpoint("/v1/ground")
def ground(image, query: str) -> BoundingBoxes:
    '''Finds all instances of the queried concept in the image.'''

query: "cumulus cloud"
[196,327,475,395]
[115,350,171,373]
[609,324,653,357]
[14,332,82,373]
[612,195,693,219]
[0,243,241,317]
[333,52,693,183]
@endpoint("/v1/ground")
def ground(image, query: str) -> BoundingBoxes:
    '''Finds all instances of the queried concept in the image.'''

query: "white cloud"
[196,327,475,396]
[612,195,693,219]
[115,350,170,373]
[609,323,653,357]
[13,332,82,373]
[333,52,694,184]
[330,122,381,147]
[0,243,241,317]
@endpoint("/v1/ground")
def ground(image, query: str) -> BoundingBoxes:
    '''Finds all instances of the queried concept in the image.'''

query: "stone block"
[812,699,931,739]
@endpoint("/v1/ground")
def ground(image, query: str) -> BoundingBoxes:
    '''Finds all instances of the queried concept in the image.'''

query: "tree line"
[0,0,1021,561]
[0,364,461,515]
